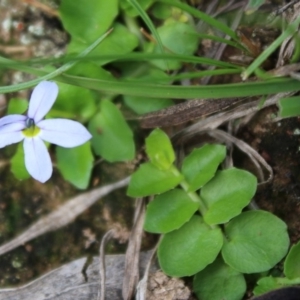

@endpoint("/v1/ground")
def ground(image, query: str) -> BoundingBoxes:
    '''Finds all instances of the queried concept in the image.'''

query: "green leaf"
[284,241,300,279]
[67,23,139,63]
[123,66,174,114]
[7,98,28,114]
[253,277,300,296]
[144,189,199,233]
[67,61,117,82]
[222,210,290,274]
[157,22,198,54]
[50,82,97,122]
[124,96,173,114]
[88,100,135,162]
[145,129,175,170]
[127,163,183,197]
[158,215,223,277]
[158,0,237,41]
[201,168,257,225]
[120,0,153,17]
[253,277,281,296]
[278,96,300,118]
[151,2,171,19]
[149,22,199,70]
[56,142,93,189]
[193,256,246,300]
[60,0,118,42]
[181,144,226,192]
[11,143,30,180]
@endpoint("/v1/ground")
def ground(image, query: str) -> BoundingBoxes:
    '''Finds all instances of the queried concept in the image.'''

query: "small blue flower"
[0,81,92,183]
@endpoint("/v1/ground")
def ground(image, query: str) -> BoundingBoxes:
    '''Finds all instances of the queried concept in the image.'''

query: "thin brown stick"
[98,229,115,300]
[140,28,157,44]
[136,243,159,300]
[21,0,60,18]
[122,199,146,300]
[0,45,31,55]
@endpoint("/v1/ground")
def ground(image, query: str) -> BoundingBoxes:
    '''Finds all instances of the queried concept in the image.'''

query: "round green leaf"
[145,129,175,170]
[124,95,173,114]
[60,0,118,42]
[67,62,117,85]
[201,168,257,225]
[222,210,289,274]
[181,144,226,192]
[158,215,223,277]
[123,67,173,114]
[150,22,199,70]
[51,82,97,122]
[127,163,183,197]
[67,23,138,62]
[158,22,199,55]
[253,277,280,296]
[144,189,199,233]
[193,256,246,300]
[56,142,93,189]
[284,241,300,279]
[151,2,172,19]
[88,100,135,162]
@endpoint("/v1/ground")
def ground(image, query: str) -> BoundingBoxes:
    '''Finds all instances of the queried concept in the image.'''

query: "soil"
[240,108,300,244]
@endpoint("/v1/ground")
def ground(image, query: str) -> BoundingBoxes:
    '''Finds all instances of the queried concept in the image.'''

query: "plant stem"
[170,165,207,215]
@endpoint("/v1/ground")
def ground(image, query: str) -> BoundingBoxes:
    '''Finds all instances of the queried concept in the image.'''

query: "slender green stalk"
[0,29,113,93]
[276,277,300,285]
[170,165,207,215]
[242,15,300,79]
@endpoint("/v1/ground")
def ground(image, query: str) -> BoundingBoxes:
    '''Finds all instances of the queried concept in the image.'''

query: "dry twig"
[98,229,115,300]
[21,0,60,18]
[122,199,146,300]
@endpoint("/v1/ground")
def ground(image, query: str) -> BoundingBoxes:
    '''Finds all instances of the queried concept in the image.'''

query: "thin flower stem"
[180,180,208,216]
[170,165,222,232]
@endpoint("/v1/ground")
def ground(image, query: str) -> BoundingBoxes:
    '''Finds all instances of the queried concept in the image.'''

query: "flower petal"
[23,137,52,183]
[38,119,92,147]
[0,123,25,148]
[28,81,58,123]
[0,115,26,127]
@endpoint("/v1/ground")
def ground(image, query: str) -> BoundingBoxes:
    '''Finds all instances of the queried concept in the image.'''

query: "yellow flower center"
[22,125,40,137]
